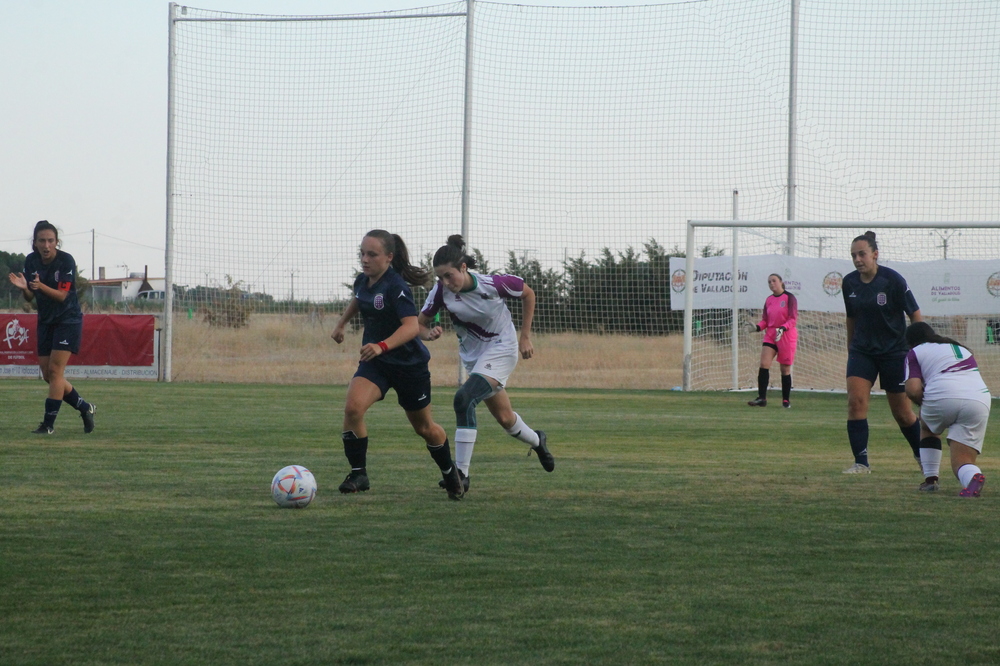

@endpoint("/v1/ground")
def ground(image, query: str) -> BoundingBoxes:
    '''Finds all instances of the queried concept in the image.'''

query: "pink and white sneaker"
[959,473,986,497]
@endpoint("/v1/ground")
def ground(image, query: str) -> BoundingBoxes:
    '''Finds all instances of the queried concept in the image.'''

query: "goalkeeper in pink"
[747,274,798,408]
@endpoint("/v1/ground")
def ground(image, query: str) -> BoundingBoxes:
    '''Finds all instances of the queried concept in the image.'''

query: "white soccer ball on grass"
[271,465,317,508]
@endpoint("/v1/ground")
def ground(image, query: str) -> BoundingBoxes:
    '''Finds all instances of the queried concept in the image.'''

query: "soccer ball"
[271,465,317,508]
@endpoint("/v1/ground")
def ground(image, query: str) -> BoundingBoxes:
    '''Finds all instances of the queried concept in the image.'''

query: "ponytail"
[364,229,430,287]
[905,321,968,351]
[432,234,478,271]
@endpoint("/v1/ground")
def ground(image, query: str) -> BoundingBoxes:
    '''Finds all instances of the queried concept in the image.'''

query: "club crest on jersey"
[877,292,887,306]
[54,270,60,282]
[374,294,385,310]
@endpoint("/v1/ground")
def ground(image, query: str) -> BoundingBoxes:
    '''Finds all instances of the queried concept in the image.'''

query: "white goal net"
[679,221,1000,395]
[164,1,1000,386]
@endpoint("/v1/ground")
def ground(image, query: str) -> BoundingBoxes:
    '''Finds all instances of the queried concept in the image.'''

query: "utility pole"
[931,229,960,260]
[810,235,831,258]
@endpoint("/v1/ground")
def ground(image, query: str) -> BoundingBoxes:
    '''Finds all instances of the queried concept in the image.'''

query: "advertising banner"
[1,314,158,379]
[669,255,1000,316]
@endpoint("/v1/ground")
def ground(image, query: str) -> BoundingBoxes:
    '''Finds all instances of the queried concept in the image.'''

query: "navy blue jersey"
[23,250,83,325]
[353,267,430,366]
[843,265,918,356]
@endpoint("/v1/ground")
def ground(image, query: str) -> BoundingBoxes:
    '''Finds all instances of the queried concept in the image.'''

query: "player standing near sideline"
[904,322,991,496]
[417,235,553,494]
[330,230,465,500]
[7,220,96,435]
[747,273,798,409]
[841,231,923,474]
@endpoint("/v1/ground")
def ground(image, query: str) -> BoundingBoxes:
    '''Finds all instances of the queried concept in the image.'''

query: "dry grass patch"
[171,314,684,389]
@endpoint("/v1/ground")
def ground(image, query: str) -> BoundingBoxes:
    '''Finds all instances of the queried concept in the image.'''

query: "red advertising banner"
[1,314,155,366]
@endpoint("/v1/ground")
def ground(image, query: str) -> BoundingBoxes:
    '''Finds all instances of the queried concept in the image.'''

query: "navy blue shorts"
[846,351,907,393]
[354,360,432,412]
[36,321,82,356]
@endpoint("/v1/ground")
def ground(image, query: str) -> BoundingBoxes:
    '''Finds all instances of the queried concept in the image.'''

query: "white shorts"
[920,398,991,452]
[463,339,519,397]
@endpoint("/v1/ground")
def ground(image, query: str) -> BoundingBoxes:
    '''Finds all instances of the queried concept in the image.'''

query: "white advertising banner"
[669,255,1000,316]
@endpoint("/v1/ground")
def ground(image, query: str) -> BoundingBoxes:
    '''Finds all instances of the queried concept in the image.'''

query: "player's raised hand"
[8,272,27,291]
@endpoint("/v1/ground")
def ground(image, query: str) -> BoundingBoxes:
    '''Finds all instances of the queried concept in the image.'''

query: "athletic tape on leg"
[454,374,494,428]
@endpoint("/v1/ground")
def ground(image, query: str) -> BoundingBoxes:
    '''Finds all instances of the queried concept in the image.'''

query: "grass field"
[1,382,998,665]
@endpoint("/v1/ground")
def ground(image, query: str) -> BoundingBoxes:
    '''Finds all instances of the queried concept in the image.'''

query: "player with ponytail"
[841,230,923,474]
[418,235,553,494]
[330,230,464,500]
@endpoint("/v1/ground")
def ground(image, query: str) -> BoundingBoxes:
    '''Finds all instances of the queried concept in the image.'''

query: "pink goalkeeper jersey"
[757,291,798,345]
[421,272,524,362]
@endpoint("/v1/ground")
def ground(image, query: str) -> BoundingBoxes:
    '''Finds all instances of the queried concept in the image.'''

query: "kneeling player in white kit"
[904,322,992,496]
[418,235,553,493]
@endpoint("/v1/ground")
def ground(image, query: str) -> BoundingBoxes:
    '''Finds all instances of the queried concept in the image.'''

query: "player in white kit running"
[904,322,992,496]
[418,235,553,493]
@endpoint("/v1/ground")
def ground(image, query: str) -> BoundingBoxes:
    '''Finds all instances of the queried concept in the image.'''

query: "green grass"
[1,381,998,665]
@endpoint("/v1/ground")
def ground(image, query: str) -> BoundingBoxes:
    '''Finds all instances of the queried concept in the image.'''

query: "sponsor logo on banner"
[373,294,384,310]
[877,292,887,306]
[987,272,1000,298]
[823,272,842,296]
[4,318,30,349]
[671,269,686,293]
[929,273,962,303]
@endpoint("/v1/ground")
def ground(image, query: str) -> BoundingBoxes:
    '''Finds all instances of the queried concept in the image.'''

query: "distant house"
[89,266,165,302]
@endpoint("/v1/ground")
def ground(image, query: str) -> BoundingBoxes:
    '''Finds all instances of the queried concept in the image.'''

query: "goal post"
[682,220,1000,393]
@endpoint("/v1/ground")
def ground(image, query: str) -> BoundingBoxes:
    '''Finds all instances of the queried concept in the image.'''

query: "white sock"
[919,448,942,478]
[455,428,477,475]
[504,413,539,447]
[957,464,982,488]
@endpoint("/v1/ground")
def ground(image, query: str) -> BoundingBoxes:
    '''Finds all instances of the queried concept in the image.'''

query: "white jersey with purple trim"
[904,342,991,405]
[421,272,524,363]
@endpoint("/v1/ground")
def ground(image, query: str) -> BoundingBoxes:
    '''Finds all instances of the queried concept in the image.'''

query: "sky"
[0,0,639,282]
[3,0,995,291]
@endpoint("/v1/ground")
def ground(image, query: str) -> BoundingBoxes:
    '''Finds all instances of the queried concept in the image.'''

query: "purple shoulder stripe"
[944,356,979,373]
[491,274,524,298]
[905,349,922,380]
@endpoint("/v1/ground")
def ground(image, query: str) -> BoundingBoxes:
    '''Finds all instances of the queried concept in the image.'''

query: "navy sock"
[342,431,368,470]
[920,436,942,451]
[427,437,454,473]
[43,398,62,428]
[847,419,869,466]
[900,419,922,458]
[63,388,89,412]
[781,374,791,402]
[757,368,769,400]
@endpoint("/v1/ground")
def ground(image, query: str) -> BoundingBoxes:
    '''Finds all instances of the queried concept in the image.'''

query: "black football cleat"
[338,470,370,494]
[438,468,470,493]
[81,403,96,433]
[442,466,465,500]
[532,430,554,472]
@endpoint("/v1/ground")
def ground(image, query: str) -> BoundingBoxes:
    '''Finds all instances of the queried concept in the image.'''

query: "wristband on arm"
[377,341,389,353]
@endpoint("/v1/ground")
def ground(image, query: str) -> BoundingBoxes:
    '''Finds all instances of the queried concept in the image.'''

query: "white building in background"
[89,266,165,302]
